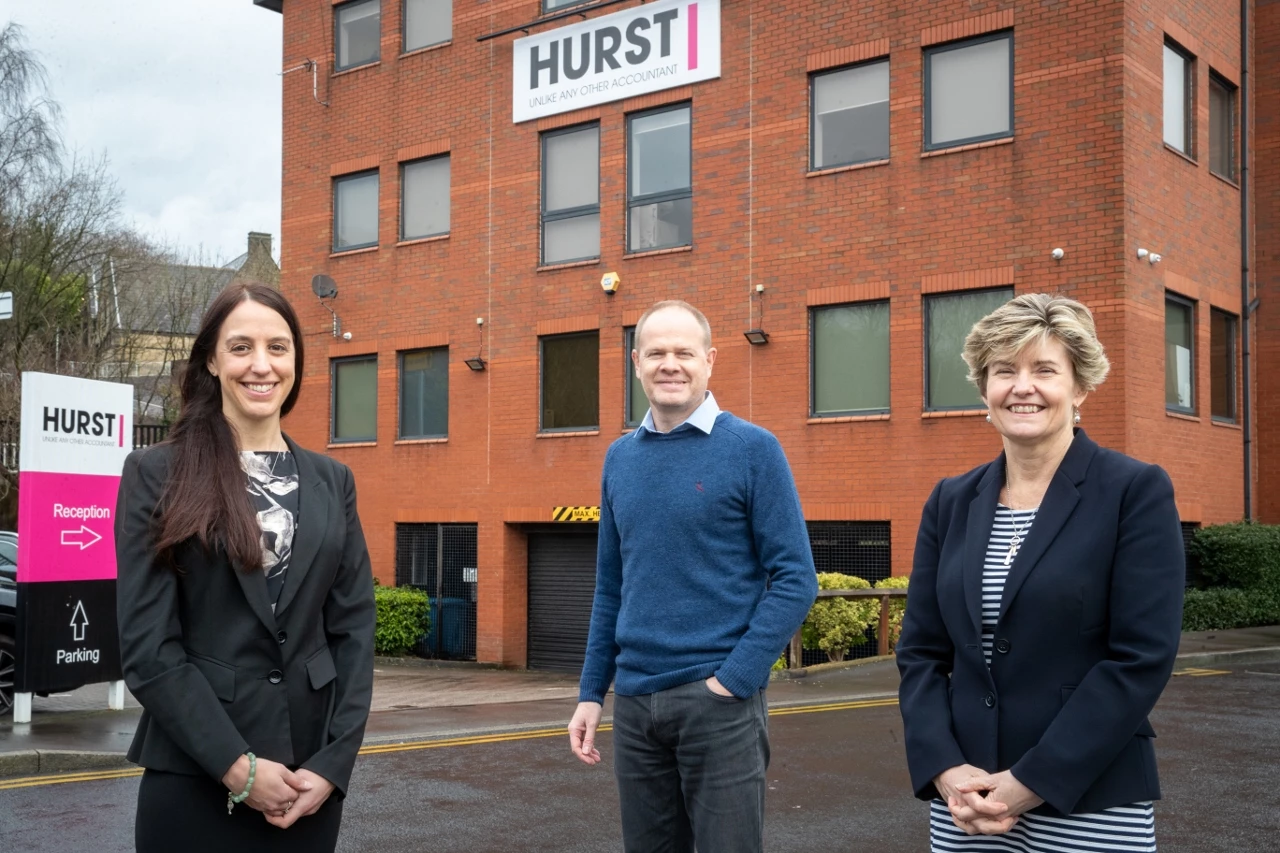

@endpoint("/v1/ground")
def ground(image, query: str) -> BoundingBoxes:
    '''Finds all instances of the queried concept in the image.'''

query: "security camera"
[342,331,353,340]
[1137,248,1149,259]
[1149,253,1162,265]
[600,272,620,295]
[1051,248,1064,260]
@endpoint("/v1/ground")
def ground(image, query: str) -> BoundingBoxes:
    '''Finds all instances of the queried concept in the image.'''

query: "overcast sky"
[1,1,283,266]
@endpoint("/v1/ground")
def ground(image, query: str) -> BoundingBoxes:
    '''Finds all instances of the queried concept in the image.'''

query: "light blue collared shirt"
[636,391,721,436]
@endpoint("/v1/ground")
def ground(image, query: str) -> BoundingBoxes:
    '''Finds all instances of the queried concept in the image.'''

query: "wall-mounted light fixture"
[465,316,487,371]
[743,284,769,346]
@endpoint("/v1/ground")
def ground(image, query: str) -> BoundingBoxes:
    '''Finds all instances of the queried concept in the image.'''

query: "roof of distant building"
[254,1,282,13]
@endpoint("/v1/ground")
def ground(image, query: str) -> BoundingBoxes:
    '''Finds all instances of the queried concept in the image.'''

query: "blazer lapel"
[234,556,279,636]
[964,457,1005,640]
[997,430,1097,617]
[274,435,330,617]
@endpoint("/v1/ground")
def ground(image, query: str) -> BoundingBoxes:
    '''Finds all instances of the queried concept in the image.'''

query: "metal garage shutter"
[527,529,598,672]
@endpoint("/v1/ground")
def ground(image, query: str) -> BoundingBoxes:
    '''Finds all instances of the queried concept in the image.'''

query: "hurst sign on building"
[513,0,721,123]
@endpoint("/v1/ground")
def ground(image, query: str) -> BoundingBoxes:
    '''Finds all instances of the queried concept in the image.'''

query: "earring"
[985,413,992,423]
[1073,408,1081,424]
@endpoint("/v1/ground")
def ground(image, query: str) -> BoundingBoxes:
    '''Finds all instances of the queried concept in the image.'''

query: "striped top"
[927,505,1157,852]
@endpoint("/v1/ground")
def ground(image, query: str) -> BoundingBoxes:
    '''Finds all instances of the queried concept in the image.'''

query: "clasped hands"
[933,764,1044,835]
[222,755,335,829]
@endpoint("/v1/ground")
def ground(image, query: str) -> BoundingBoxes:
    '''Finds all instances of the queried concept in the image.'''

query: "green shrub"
[1182,587,1280,632]
[1189,522,1280,594]
[374,586,432,656]
[874,575,910,651]
[802,573,878,662]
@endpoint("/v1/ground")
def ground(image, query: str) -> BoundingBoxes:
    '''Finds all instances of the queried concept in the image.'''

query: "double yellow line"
[0,696,899,791]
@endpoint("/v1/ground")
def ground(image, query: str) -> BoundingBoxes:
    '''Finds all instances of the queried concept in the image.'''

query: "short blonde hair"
[962,293,1110,394]
[634,300,713,351]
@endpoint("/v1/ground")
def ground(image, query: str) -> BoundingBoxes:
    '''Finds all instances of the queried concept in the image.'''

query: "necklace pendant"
[1005,539,1019,566]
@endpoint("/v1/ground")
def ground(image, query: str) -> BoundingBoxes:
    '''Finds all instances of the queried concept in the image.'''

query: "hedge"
[801,573,877,661]
[874,575,910,650]
[1184,522,1280,631]
[1182,587,1280,632]
[374,585,432,657]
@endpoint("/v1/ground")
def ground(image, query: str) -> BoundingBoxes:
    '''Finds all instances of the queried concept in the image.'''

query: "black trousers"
[136,769,344,853]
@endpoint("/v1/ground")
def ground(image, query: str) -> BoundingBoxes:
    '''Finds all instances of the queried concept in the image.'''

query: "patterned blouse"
[240,451,299,609]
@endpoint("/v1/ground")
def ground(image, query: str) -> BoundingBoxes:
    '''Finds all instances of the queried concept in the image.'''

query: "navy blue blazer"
[896,430,1184,816]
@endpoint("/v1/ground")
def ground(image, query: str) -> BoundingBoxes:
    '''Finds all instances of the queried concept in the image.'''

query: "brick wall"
[1256,0,1280,521]
[271,0,1252,664]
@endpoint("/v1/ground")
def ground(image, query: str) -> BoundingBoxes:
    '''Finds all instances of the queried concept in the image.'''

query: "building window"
[543,0,591,12]
[924,32,1013,151]
[1209,73,1236,180]
[401,155,450,241]
[926,288,1013,409]
[332,356,378,442]
[404,0,450,52]
[399,347,448,438]
[1165,294,1195,413]
[1210,308,1236,422]
[334,170,379,251]
[624,327,647,427]
[811,302,890,416]
[628,105,692,253]
[542,125,600,265]
[811,60,890,170]
[1163,41,1193,154]
[336,0,381,71]
[541,332,599,431]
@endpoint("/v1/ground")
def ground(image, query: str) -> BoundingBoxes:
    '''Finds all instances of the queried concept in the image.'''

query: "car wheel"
[0,633,15,717]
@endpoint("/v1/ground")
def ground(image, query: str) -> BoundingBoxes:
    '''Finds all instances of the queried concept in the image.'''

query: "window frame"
[624,326,647,428]
[333,169,380,252]
[1208,71,1236,180]
[809,300,892,417]
[1209,307,1237,423]
[626,102,694,254]
[331,354,379,444]
[1163,39,1194,156]
[542,0,593,14]
[402,0,451,54]
[539,331,601,433]
[400,154,451,242]
[541,123,601,265]
[922,30,1014,152]
[923,286,1014,412]
[1165,292,1197,415]
[809,58,891,171]
[334,0,382,72]
[397,346,450,439]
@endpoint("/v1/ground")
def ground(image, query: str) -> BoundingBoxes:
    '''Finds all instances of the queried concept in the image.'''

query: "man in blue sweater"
[567,300,818,852]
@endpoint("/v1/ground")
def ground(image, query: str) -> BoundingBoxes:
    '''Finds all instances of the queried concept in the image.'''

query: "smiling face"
[982,335,1087,449]
[206,297,296,438]
[632,305,717,430]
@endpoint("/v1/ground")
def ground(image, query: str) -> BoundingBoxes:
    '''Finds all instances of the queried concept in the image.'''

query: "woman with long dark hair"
[115,282,375,852]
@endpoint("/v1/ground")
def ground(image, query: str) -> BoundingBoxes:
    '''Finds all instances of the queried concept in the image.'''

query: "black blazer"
[115,435,375,795]
[896,430,1184,816]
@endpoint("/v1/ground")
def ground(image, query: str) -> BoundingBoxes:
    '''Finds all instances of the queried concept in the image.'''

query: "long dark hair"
[154,282,305,572]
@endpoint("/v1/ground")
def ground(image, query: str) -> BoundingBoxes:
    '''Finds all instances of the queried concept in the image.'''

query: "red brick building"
[254,0,1271,669]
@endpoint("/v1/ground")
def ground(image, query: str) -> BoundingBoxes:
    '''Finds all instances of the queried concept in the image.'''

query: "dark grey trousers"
[612,679,771,853]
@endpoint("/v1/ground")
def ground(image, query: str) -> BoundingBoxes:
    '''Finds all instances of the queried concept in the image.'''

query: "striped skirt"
[929,799,1156,852]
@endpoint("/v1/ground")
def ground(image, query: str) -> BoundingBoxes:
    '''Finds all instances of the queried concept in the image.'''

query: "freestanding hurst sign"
[512,0,721,123]
[14,372,132,720]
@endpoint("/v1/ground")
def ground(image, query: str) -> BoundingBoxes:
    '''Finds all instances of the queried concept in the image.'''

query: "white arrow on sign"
[60,525,102,550]
[70,600,89,642]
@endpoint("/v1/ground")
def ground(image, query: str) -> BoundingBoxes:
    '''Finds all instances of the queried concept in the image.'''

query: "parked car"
[0,531,16,716]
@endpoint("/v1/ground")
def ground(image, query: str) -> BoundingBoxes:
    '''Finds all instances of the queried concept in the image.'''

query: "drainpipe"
[1241,0,1253,520]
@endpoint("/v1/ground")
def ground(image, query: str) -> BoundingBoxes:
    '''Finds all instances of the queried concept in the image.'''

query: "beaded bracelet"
[226,752,257,814]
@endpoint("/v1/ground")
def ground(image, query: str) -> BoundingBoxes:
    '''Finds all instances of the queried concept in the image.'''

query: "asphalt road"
[1,665,1276,852]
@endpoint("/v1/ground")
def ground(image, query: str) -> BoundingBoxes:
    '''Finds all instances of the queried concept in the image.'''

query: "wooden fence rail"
[788,588,909,670]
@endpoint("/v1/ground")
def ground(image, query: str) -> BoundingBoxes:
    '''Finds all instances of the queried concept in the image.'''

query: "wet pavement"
[0,659,1276,852]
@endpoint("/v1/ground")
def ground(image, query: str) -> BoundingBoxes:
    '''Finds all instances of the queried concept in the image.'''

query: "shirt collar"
[637,392,720,436]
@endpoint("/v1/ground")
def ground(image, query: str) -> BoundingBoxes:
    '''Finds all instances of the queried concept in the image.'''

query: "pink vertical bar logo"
[688,3,699,70]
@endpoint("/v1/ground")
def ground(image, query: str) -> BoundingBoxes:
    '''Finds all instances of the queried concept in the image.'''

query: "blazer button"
[268,669,283,684]
[984,692,996,708]
[995,639,1010,654]
[276,631,288,645]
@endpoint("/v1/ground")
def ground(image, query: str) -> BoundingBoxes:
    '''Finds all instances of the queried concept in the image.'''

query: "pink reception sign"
[17,471,122,582]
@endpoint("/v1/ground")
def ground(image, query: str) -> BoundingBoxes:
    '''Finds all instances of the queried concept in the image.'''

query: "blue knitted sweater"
[578,412,818,702]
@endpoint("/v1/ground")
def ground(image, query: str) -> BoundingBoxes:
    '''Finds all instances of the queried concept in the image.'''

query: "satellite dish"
[311,274,337,299]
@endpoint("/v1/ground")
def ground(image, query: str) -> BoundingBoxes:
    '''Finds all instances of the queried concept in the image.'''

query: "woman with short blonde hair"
[898,293,1183,851]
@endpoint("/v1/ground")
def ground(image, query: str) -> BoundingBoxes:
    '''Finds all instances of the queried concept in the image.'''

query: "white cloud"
[2,0,283,265]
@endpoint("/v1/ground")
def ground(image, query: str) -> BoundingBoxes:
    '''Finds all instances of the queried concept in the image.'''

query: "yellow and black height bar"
[552,506,601,522]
